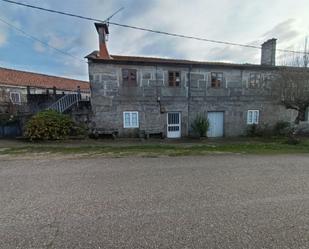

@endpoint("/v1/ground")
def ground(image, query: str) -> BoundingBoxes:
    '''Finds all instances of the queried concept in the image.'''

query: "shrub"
[70,123,87,137]
[191,115,209,137]
[25,110,83,140]
[248,121,294,138]
[285,136,300,145]
[274,121,291,136]
[246,124,259,137]
[258,123,275,137]
[247,123,274,137]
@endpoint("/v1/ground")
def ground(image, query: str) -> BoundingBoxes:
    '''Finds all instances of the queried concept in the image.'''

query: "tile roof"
[85,51,278,70]
[0,67,90,92]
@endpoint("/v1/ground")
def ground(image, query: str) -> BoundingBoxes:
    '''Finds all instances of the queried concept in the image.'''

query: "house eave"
[86,54,281,71]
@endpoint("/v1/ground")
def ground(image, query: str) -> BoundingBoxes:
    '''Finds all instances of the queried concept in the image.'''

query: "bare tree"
[304,37,309,68]
[273,37,309,124]
[273,67,309,124]
[279,37,309,68]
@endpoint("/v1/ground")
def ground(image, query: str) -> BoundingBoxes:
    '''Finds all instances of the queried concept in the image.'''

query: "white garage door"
[207,112,224,137]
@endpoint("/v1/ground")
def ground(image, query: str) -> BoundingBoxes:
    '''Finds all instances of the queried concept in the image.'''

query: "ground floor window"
[123,111,139,128]
[247,110,259,124]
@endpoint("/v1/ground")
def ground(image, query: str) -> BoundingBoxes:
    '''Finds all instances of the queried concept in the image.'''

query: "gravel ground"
[1,155,309,249]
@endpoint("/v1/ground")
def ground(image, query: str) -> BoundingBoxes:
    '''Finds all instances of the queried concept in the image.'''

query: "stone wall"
[0,86,28,114]
[88,62,296,137]
[27,94,64,114]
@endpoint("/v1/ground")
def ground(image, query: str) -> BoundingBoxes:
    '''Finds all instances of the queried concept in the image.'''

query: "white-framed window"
[10,92,21,104]
[123,111,139,128]
[247,110,259,124]
[168,71,181,87]
[211,72,223,88]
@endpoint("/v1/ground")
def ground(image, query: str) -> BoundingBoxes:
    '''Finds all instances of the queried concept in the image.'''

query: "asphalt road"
[1,155,309,249]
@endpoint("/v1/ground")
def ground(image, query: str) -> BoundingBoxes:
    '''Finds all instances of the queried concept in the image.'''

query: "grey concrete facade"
[87,60,296,137]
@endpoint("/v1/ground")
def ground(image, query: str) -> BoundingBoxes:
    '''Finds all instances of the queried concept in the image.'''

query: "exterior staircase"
[48,94,81,113]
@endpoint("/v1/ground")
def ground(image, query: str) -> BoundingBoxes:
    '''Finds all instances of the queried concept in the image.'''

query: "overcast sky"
[0,0,308,80]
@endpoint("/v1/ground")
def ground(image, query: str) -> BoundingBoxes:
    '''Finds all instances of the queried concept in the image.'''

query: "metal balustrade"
[48,94,81,113]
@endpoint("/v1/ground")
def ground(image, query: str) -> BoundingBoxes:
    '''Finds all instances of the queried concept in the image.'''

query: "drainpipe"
[155,64,161,111]
[155,64,164,137]
[188,64,192,136]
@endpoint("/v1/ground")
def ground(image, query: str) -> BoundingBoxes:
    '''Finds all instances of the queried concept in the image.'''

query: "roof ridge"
[110,54,256,66]
[0,66,88,83]
[87,51,267,68]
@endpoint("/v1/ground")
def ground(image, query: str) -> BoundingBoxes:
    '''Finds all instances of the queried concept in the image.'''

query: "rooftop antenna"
[101,7,124,41]
[105,7,124,23]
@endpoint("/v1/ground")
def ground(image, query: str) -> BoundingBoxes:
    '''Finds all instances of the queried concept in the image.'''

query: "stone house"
[0,67,90,137]
[86,23,297,138]
[0,67,90,115]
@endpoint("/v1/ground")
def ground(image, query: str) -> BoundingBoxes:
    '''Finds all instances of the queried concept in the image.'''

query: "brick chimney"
[261,38,277,66]
[95,22,111,59]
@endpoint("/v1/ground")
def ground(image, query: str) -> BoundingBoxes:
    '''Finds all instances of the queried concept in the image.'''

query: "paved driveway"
[1,155,309,248]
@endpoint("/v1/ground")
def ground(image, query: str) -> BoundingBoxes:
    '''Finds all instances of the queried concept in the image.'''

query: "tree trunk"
[295,108,306,124]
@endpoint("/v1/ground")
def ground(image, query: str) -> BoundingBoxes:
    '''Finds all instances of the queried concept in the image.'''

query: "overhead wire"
[0,17,87,64]
[1,0,309,55]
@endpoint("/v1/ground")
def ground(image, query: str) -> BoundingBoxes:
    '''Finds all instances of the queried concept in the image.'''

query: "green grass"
[1,139,309,157]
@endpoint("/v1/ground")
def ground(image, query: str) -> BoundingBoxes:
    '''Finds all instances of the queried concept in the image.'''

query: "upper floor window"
[262,74,274,88]
[247,110,259,124]
[122,69,137,87]
[211,72,223,88]
[94,74,100,83]
[249,73,261,88]
[10,92,21,104]
[168,71,181,87]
